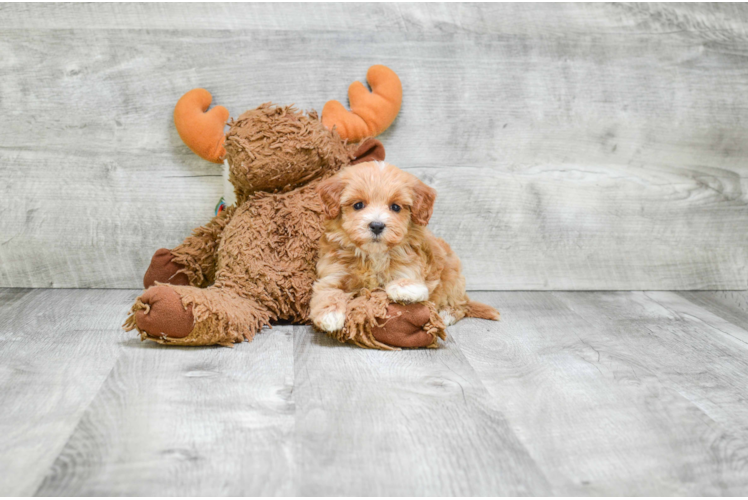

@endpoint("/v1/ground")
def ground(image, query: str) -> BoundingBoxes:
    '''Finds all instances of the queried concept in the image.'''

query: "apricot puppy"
[310,161,499,336]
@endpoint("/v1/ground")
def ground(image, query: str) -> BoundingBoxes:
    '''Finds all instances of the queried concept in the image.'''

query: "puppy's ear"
[410,179,437,226]
[318,176,346,219]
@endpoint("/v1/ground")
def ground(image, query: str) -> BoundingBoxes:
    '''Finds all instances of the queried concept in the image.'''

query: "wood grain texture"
[1,3,747,289]
[1,3,747,35]
[2,289,748,495]
[678,291,748,333]
[292,325,551,496]
[454,291,748,495]
[0,288,135,496]
[35,327,295,496]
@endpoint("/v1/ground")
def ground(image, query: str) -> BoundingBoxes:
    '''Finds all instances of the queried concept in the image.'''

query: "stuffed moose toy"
[124,65,446,349]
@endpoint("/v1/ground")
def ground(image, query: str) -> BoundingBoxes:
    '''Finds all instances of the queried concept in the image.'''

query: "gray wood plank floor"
[2,3,748,290]
[2,288,747,496]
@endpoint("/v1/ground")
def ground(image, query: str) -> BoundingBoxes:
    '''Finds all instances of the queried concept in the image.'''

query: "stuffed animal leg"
[124,285,443,349]
[336,289,446,350]
[124,284,272,347]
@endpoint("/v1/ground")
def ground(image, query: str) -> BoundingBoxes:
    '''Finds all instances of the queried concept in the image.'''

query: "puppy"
[310,161,499,334]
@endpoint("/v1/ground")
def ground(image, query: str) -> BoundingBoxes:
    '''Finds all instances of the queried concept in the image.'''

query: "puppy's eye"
[390,203,401,213]
[353,202,365,210]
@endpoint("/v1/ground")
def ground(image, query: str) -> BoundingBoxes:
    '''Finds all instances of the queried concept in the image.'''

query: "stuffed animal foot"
[331,289,446,350]
[143,248,190,288]
[124,286,195,342]
[370,303,438,348]
[124,284,273,347]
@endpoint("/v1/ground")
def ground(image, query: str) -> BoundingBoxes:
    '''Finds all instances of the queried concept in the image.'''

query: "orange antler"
[174,89,229,164]
[322,65,402,142]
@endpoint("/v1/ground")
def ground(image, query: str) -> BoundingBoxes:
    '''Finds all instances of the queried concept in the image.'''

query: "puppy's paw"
[386,281,429,304]
[439,309,457,326]
[315,310,346,332]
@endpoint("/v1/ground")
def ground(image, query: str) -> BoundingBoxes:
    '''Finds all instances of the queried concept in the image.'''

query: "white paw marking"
[317,310,345,332]
[386,282,429,303]
[439,310,456,326]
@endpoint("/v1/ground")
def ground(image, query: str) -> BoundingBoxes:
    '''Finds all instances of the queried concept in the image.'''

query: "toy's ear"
[318,176,347,219]
[322,65,402,143]
[410,179,437,226]
[351,138,385,165]
[174,89,229,164]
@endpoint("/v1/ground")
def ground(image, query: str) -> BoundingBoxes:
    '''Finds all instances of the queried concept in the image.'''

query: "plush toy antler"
[322,65,402,142]
[173,66,401,161]
[174,88,229,163]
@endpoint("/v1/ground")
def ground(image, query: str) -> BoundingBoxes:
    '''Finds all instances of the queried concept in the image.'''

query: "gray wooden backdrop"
[1,3,747,290]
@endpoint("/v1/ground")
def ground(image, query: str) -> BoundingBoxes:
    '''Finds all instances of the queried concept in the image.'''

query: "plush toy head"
[223,103,383,202]
[224,104,350,199]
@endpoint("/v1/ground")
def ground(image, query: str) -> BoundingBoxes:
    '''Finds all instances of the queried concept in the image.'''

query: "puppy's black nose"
[369,221,386,235]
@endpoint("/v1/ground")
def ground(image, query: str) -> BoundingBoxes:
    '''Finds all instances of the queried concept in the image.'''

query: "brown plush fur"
[124,104,444,348]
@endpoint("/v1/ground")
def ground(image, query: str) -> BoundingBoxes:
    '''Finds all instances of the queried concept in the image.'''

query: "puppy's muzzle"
[369,221,386,236]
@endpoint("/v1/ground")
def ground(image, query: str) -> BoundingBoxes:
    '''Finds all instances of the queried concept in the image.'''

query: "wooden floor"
[1,289,747,496]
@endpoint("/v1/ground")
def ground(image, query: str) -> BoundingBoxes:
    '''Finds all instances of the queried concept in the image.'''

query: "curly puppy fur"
[124,104,444,348]
[311,161,500,331]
